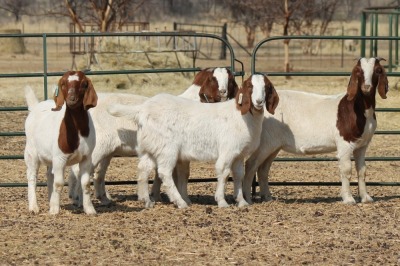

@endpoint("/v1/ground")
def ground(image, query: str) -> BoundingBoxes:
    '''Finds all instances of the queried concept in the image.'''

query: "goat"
[69,67,239,205]
[108,74,279,208]
[178,67,238,102]
[24,71,98,214]
[242,57,389,204]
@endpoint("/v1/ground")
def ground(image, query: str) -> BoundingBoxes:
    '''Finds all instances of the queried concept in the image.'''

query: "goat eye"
[82,81,88,89]
[375,67,382,74]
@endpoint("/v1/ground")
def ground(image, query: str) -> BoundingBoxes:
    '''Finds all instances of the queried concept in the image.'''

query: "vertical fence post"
[373,13,378,57]
[220,23,227,60]
[396,13,399,65]
[369,14,374,57]
[389,15,393,72]
[361,11,366,57]
[42,33,48,100]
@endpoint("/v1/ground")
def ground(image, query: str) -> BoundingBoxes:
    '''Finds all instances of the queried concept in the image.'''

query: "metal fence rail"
[0,34,399,190]
[0,32,243,99]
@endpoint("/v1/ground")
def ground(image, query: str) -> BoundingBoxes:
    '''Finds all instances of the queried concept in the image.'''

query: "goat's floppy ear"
[376,58,388,99]
[51,78,65,111]
[347,63,361,101]
[227,70,239,99]
[199,76,219,103]
[266,86,279,114]
[83,78,98,110]
[236,79,252,115]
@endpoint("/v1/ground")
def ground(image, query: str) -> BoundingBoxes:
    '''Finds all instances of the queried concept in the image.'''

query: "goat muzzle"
[361,84,371,95]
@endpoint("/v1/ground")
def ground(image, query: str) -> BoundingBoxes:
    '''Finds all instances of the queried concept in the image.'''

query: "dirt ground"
[1,45,400,265]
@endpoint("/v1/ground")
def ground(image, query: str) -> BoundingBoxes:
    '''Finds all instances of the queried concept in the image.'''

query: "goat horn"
[375,57,386,62]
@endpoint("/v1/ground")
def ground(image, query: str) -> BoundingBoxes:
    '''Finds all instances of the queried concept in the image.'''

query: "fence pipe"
[251,35,400,75]
[0,32,237,73]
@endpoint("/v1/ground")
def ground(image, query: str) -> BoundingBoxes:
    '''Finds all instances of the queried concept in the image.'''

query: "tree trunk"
[245,26,256,48]
[283,0,291,79]
[65,0,85,33]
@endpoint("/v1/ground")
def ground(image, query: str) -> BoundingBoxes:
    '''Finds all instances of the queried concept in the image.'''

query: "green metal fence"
[0,33,399,190]
[360,6,400,69]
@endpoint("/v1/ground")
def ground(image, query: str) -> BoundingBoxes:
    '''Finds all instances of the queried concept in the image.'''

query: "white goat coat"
[243,89,378,204]
[89,93,147,157]
[178,84,204,101]
[109,92,266,208]
[134,95,262,162]
[25,101,95,166]
[261,89,376,156]
[270,90,344,154]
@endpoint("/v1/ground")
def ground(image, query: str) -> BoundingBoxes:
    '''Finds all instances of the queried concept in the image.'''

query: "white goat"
[108,74,279,208]
[242,57,389,204]
[69,67,239,205]
[24,71,98,215]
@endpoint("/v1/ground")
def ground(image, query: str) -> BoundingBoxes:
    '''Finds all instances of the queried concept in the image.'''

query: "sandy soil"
[1,39,400,265]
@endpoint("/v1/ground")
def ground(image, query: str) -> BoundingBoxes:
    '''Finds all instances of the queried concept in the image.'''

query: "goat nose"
[362,84,371,94]
[256,99,263,105]
[220,89,227,94]
[68,88,76,100]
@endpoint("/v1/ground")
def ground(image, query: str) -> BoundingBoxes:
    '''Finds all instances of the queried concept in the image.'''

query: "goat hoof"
[361,195,374,203]
[49,207,60,215]
[149,193,162,202]
[183,197,192,205]
[98,196,112,206]
[260,195,273,202]
[237,200,249,208]
[72,197,80,206]
[217,200,230,208]
[176,200,189,209]
[244,197,253,205]
[29,205,40,214]
[144,200,155,208]
[84,207,97,215]
[342,198,356,205]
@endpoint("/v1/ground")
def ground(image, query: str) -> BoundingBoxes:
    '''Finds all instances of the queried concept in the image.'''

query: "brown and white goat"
[179,67,238,102]
[242,57,389,204]
[24,71,98,214]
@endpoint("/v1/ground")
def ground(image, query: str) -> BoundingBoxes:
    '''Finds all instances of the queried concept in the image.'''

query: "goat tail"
[107,103,141,123]
[24,86,39,111]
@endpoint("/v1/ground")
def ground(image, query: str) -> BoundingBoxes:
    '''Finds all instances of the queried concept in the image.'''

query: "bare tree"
[224,0,264,48]
[0,0,31,22]
[268,0,340,75]
[47,0,148,32]
[279,0,308,76]
[313,0,340,54]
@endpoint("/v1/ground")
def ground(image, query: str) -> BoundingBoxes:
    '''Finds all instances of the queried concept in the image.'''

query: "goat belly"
[299,144,336,155]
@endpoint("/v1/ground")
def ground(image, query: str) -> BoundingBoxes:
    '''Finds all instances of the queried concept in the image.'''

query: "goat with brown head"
[338,57,389,143]
[346,57,388,102]
[197,67,239,103]
[236,74,279,115]
[52,71,98,111]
